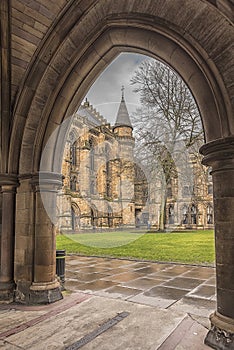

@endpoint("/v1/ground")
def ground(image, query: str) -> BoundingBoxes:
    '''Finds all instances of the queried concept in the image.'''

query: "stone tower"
[113,87,135,227]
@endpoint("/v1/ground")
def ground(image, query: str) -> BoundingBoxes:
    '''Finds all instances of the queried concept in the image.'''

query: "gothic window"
[191,204,197,224]
[107,205,113,227]
[70,176,77,191]
[142,212,149,225]
[207,204,213,224]
[89,138,95,171]
[90,180,95,195]
[106,181,111,197]
[182,186,190,197]
[182,205,188,224]
[71,205,80,231]
[71,207,76,231]
[70,142,77,166]
[168,204,174,224]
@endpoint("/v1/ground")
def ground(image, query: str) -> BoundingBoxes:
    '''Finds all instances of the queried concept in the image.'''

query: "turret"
[113,86,133,138]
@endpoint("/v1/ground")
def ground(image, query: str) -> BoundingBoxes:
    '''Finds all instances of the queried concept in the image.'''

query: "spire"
[114,86,132,129]
[121,85,124,101]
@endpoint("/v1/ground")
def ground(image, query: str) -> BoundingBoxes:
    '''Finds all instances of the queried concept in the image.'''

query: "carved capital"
[200,137,234,172]
[0,173,19,192]
[30,172,64,192]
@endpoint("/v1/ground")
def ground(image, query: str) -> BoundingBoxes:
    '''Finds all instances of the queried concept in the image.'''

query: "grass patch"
[56,230,215,265]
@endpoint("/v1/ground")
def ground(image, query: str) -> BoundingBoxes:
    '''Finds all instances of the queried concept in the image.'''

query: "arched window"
[106,180,111,197]
[207,204,213,224]
[168,204,174,224]
[89,138,95,171]
[191,204,197,224]
[90,179,95,195]
[182,205,188,224]
[70,176,77,191]
[105,144,112,197]
[107,205,113,228]
[71,204,80,231]
[70,142,77,166]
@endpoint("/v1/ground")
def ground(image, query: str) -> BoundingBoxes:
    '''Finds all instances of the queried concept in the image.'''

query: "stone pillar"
[200,137,234,349]
[0,174,18,301]
[29,172,63,304]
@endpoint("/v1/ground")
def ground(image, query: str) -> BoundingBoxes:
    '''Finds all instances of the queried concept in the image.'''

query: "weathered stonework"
[0,4,233,344]
[58,98,214,232]
[205,312,234,350]
[58,96,136,231]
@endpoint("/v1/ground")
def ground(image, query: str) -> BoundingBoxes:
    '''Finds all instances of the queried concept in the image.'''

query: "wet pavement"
[0,256,216,349]
[65,255,216,315]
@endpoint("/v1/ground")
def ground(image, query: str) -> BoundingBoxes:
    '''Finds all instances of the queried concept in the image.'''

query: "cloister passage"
[0,1,233,349]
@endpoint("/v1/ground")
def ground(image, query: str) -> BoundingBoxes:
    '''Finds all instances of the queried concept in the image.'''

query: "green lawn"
[56,230,215,265]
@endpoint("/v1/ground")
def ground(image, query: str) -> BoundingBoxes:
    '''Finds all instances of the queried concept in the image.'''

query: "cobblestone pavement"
[65,255,216,316]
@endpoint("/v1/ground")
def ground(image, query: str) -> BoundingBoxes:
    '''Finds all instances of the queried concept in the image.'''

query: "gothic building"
[57,91,136,231]
[57,92,213,232]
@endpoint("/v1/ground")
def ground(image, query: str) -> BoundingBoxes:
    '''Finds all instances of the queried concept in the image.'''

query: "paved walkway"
[65,255,216,315]
[0,256,216,349]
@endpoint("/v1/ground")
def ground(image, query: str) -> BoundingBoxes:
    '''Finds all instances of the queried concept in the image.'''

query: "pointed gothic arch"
[0,2,233,346]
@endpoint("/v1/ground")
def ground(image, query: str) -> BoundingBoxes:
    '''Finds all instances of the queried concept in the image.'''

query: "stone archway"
[0,1,233,348]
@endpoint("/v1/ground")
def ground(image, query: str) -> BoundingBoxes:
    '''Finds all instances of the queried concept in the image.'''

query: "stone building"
[142,153,214,230]
[1,2,233,347]
[58,93,214,232]
[58,92,136,231]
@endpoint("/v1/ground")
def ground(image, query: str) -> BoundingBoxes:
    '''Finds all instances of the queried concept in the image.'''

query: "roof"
[77,99,108,126]
[114,87,132,129]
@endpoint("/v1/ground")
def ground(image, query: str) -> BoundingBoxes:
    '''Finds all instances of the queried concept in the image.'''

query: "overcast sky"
[85,53,149,124]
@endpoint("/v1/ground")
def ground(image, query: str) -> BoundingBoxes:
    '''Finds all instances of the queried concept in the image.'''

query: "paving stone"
[97,285,141,299]
[70,273,110,282]
[129,293,176,308]
[144,286,189,300]
[204,276,216,286]
[163,277,205,290]
[94,260,132,268]
[169,297,216,318]
[182,267,215,279]
[74,266,111,274]
[166,265,194,274]
[157,315,210,350]
[123,277,166,290]
[101,272,143,282]
[134,265,170,274]
[65,280,92,291]
[1,296,185,350]
[72,280,118,292]
[102,267,131,275]
[152,269,193,278]
[126,262,151,269]
[186,285,216,299]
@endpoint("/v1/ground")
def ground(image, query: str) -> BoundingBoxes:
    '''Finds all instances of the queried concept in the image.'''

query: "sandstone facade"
[58,97,214,232]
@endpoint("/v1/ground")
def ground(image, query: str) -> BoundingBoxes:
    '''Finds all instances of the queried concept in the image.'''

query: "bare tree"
[131,59,204,230]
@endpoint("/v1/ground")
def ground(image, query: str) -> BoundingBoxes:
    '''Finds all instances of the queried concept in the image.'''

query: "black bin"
[56,249,66,284]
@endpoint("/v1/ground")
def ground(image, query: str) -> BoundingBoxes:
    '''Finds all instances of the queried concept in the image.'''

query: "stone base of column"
[0,281,15,303]
[29,280,63,305]
[205,312,234,349]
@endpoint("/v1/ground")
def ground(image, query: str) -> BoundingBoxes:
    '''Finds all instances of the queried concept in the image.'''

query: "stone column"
[200,137,234,349]
[0,174,18,301]
[29,172,63,304]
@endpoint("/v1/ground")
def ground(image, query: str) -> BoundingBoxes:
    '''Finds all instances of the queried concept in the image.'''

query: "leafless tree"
[131,59,204,230]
